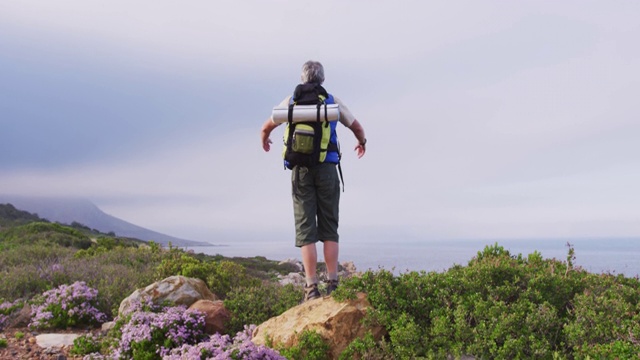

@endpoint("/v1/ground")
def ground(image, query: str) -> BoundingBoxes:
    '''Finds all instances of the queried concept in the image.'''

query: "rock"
[118,276,217,316]
[35,333,79,348]
[101,321,115,333]
[278,272,305,286]
[6,303,32,329]
[188,300,231,335]
[252,292,385,359]
[340,261,357,276]
[279,258,303,272]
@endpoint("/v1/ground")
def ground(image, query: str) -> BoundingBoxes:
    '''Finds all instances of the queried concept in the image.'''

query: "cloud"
[1,1,640,242]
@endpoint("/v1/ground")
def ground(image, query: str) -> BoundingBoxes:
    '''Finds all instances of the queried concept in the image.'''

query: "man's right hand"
[260,118,280,152]
[262,138,273,152]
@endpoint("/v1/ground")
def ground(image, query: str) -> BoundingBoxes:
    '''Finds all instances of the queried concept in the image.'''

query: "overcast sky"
[1,1,639,245]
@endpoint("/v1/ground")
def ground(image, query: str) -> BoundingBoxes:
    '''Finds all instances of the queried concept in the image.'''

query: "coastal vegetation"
[1,203,639,359]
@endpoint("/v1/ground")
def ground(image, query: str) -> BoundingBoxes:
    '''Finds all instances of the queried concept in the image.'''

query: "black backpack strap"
[286,103,295,146]
[336,137,344,192]
[284,102,295,171]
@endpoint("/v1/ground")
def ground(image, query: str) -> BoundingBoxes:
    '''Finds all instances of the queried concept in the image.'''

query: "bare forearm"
[349,119,367,158]
[348,119,366,144]
[261,119,280,152]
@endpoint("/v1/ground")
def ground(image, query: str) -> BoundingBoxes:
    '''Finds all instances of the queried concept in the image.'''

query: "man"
[260,60,367,301]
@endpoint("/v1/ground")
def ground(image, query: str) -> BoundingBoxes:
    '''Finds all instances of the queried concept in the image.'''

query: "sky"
[1,1,639,245]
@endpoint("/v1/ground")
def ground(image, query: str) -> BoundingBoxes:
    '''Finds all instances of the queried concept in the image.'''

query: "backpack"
[282,83,338,169]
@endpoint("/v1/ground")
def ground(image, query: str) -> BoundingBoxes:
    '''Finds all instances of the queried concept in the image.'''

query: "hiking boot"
[326,279,339,296]
[304,283,321,302]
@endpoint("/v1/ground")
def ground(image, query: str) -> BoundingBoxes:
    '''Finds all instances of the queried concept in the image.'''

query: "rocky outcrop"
[278,272,305,286]
[279,258,303,272]
[277,260,359,287]
[118,276,217,315]
[188,300,230,335]
[252,292,385,359]
[340,261,357,277]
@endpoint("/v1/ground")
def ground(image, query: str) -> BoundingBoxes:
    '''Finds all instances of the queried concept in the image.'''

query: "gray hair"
[301,61,325,85]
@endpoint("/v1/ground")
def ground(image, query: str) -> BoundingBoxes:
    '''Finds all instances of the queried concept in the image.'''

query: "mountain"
[0,195,210,247]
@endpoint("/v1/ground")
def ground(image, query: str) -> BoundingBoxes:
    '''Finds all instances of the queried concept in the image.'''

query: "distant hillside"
[0,195,210,247]
[0,203,44,227]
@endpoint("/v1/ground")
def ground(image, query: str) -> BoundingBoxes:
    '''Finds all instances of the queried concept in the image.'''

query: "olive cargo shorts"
[292,163,340,247]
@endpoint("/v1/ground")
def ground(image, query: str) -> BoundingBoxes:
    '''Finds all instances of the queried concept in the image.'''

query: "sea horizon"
[185,236,640,278]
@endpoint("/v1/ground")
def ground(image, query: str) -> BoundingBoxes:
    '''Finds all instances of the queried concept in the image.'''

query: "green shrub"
[71,247,161,317]
[277,330,330,360]
[0,244,160,318]
[14,331,24,340]
[206,260,260,299]
[0,338,7,348]
[0,222,92,249]
[563,273,640,357]
[0,299,23,316]
[224,282,303,334]
[339,332,392,360]
[226,256,301,280]
[157,252,260,299]
[0,242,75,270]
[0,263,64,301]
[70,333,103,356]
[335,243,640,359]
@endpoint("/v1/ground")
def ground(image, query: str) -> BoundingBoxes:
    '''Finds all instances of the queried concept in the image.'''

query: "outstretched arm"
[260,118,281,152]
[348,119,367,158]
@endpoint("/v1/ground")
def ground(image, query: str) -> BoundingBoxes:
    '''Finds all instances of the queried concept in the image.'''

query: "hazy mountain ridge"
[0,195,210,247]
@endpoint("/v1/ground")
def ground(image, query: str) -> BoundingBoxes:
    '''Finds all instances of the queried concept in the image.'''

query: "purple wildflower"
[29,281,107,329]
[112,305,208,359]
[164,325,285,360]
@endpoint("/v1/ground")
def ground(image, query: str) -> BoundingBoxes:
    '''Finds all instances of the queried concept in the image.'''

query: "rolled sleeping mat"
[272,104,340,124]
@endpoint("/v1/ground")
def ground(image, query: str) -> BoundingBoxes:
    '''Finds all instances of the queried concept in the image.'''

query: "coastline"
[185,237,640,278]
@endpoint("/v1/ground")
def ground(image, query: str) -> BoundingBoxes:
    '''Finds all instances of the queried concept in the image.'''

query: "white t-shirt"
[270,95,355,127]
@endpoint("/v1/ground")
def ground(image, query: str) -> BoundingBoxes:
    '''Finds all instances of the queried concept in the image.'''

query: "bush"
[1,244,161,319]
[0,243,76,301]
[70,333,102,356]
[29,281,107,330]
[0,222,92,249]
[156,252,260,299]
[165,325,285,359]
[0,300,23,331]
[339,332,392,360]
[110,304,207,359]
[276,330,331,360]
[335,243,640,359]
[563,273,640,357]
[224,282,303,334]
[70,247,161,317]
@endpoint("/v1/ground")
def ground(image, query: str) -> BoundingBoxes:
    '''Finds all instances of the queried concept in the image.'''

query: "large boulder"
[188,300,230,335]
[252,292,385,359]
[118,276,217,315]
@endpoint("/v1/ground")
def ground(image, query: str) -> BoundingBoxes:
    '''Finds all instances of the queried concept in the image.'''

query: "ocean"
[185,237,640,278]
